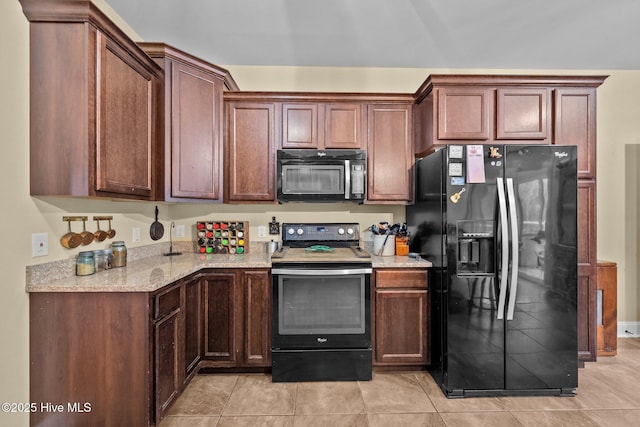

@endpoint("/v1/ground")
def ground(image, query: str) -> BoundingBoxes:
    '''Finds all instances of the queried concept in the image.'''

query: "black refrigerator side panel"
[408,150,446,266]
[503,145,578,392]
[407,150,446,387]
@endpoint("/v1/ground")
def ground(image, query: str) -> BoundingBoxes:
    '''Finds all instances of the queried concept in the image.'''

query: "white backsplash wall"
[29,196,406,263]
[169,202,406,247]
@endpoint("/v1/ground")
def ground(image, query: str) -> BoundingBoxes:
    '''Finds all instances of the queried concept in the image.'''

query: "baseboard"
[618,321,640,337]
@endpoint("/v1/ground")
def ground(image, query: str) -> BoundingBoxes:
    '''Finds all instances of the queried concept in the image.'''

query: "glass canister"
[93,249,113,271]
[76,251,96,276]
[111,241,127,267]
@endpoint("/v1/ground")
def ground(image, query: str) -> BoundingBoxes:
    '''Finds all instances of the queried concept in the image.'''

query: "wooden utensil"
[60,218,82,249]
[150,206,164,241]
[79,216,94,246]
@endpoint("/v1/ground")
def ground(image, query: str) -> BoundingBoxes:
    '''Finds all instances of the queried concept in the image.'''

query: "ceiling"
[106,0,639,70]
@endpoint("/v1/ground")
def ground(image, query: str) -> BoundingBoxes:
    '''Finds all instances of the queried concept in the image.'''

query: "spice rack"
[196,221,248,254]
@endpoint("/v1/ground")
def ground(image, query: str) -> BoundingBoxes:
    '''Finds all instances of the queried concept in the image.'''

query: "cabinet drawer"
[375,270,427,289]
[154,284,181,320]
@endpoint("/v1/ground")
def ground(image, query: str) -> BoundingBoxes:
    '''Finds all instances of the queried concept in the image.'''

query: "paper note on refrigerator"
[466,145,486,183]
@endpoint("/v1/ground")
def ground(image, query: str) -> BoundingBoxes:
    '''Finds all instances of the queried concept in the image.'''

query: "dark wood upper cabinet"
[20,0,163,200]
[224,99,277,202]
[437,87,491,140]
[140,42,239,202]
[282,103,319,148]
[554,88,598,179]
[366,103,413,203]
[414,75,606,156]
[496,88,549,140]
[281,102,364,149]
[324,103,364,149]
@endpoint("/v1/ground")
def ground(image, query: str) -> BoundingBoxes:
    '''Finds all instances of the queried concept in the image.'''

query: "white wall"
[2,1,639,425]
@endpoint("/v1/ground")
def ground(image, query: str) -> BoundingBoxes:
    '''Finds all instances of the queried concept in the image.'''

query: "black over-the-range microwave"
[277,149,366,202]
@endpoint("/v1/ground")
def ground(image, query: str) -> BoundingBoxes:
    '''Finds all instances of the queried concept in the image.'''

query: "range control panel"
[282,223,360,246]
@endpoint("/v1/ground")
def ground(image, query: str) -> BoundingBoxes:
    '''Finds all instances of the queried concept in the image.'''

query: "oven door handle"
[271,268,372,276]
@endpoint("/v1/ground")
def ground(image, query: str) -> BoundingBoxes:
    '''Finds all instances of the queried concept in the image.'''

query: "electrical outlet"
[175,224,185,238]
[32,233,48,257]
[258,225,267,238]
[132,227,141,243]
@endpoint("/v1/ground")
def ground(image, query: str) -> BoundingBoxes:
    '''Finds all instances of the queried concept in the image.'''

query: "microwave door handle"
[345,160,351,199]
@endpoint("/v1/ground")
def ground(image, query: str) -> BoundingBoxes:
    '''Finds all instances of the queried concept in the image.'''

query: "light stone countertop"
[26,250,431,293]
[370,254,432,269]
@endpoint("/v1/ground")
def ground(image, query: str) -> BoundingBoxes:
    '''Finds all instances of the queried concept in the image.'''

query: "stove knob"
[287,228,295,235]
[347,228,354,235]
[296,228,304,235]
[337,228,345,235]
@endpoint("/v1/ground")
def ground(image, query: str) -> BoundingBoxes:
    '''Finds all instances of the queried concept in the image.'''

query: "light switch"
[176,224,185,238]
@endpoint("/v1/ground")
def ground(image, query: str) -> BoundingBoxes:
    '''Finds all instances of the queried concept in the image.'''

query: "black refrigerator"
[407,144,578,398]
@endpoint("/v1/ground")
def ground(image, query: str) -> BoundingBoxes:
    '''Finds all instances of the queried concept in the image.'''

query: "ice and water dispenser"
[456,220,494,275]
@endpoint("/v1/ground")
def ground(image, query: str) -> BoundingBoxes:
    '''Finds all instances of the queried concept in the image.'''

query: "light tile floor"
[160,338,640,426]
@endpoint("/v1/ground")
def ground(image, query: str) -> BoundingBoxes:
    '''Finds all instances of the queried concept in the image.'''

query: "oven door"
[272,265,371,349]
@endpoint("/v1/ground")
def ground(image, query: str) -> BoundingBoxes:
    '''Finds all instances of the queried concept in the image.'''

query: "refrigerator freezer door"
[444,146,505,393]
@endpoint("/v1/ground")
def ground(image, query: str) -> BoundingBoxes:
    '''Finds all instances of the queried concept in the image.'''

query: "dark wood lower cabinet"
[201,269,271,368]
[373,269,429,366]
[154,306,181,420]
[29,268,271,426]
[202,271,241,364]
[29,292,151,427]
[183,277,203,381]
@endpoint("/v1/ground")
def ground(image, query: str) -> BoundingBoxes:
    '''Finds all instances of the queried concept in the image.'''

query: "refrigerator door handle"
[496,178,509,320]
[506,178,519,321]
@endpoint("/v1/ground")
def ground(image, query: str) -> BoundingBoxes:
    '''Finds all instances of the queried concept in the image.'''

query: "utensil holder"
[373,234,395,256]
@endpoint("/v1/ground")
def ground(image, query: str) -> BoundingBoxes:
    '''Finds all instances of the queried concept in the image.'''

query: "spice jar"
[111,241,127,268]
[76,251,96,276]
[93,249,113,271]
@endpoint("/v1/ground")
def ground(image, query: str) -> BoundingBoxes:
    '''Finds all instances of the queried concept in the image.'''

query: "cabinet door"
[183,277,202,380]
[202,271,241,364]
[577,180,597,362]
[170,61,223,200]
[554,88,597,179]
[437,87,491,140]
[324,103,363,149]
[282,103,319,148]
[496,88,549,140]
[226,102,276,202]
[367,104,413,202]
[375,289,428,365]
[95,31,154,198]
[243,270,272,367]
[154,309,181,422]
